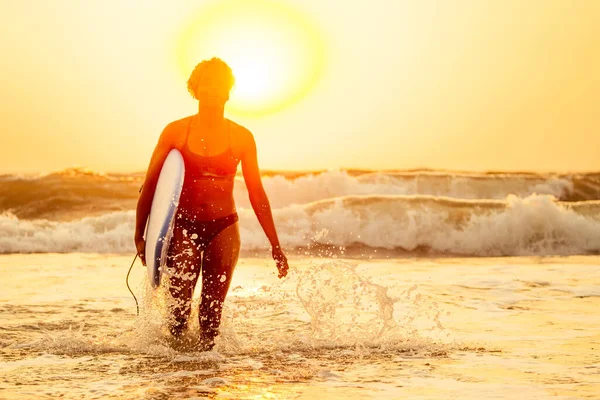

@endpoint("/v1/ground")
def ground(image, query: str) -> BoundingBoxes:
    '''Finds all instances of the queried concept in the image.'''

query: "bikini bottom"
[174,212,239,250]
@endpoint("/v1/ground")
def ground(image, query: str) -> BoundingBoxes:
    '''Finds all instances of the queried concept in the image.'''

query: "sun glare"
[175,0,326,116]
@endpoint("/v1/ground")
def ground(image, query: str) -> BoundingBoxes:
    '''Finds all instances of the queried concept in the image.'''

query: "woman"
[134,57,289,351]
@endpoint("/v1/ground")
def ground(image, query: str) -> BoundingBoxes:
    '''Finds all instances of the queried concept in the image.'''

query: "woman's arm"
[240,129,289,278]
[134,124,175,264]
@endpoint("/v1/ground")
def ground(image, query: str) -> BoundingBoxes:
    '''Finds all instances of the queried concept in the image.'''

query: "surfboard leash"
[126,254,140,316]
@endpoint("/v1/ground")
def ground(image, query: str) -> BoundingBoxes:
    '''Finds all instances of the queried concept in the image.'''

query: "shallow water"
[1,254,599,399]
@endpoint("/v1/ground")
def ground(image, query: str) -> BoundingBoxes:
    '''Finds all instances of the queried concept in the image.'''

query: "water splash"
[14,259,452,362]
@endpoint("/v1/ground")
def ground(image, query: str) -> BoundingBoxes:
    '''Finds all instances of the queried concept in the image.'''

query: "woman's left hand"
[272,246,289,278]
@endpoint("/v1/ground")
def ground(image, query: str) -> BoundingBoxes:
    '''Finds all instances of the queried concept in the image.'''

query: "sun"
[175,0,326,116]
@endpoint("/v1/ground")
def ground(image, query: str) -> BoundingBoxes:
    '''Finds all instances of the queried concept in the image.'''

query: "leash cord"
[126,254,139,316]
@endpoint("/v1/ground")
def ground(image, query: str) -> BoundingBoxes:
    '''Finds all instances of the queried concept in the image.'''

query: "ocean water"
[1,254,599,399]
[1,168,599,398]
[1,168,599,256]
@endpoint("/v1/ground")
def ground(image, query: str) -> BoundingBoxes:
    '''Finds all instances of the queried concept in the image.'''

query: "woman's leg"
[199,221,240,350]
[165,219,202,337]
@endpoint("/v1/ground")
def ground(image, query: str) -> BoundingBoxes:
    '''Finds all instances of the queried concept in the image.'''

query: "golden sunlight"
[175,0,326,116]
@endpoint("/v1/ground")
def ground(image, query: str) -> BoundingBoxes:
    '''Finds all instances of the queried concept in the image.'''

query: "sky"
[1,0,599,174]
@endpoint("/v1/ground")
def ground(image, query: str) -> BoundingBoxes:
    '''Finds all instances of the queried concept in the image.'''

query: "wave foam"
[1,194,598,256]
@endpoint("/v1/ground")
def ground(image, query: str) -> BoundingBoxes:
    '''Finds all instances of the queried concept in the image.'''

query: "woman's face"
[196,76,230,106]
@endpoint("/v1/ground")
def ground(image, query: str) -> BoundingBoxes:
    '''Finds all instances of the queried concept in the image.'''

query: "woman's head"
[187,57,235,106]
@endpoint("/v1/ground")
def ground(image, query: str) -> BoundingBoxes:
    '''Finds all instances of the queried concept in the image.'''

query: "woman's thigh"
[200,222,240,303]
[165,221,203,299]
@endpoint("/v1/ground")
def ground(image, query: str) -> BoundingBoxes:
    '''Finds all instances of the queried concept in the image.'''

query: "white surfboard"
[144,149,185,288]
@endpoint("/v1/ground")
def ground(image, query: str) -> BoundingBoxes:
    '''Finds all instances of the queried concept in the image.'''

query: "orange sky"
[1,0,599,173]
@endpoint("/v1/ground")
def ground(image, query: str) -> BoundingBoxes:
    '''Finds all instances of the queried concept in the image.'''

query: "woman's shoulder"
[226,119,256,159]
[227,119,254,144]
[159,116,192,147]
[168,115,193,132]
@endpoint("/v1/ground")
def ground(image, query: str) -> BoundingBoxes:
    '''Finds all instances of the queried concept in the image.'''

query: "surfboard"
[144,149,185,288]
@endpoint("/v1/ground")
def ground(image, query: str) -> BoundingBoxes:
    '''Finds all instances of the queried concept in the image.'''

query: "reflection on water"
[1,254,599,399]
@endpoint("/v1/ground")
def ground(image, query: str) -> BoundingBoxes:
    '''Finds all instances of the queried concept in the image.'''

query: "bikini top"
[180,117,240,180]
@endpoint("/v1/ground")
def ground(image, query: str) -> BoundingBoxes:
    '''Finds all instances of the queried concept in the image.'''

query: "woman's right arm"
[134,124,175,263]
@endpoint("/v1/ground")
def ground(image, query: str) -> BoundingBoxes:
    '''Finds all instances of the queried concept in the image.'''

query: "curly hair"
[187,57,236,100]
